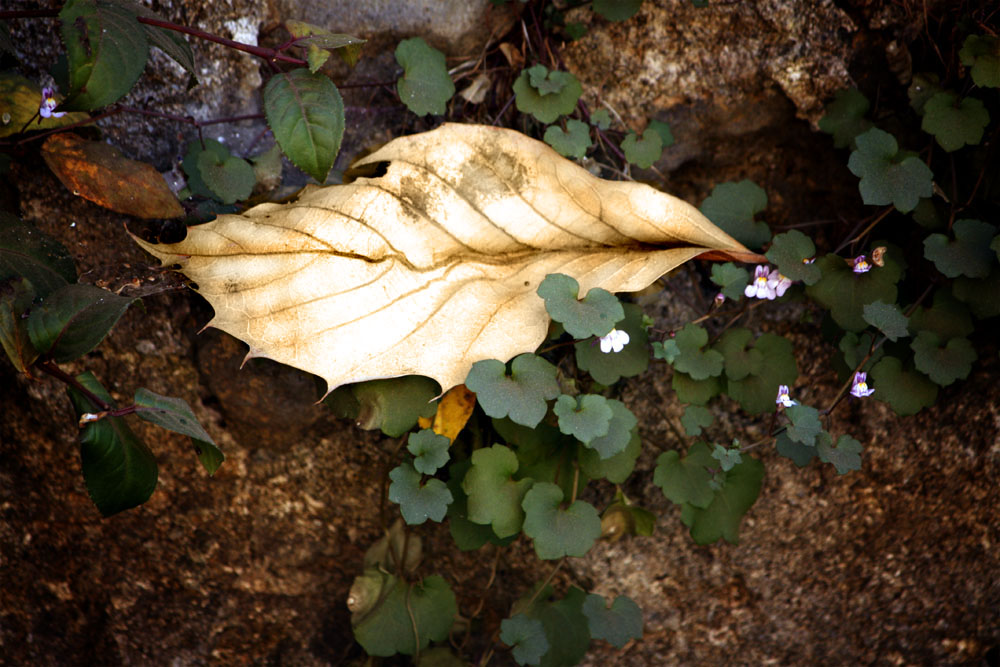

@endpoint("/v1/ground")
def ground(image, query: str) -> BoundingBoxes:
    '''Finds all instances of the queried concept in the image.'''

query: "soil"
[2,1,999,666]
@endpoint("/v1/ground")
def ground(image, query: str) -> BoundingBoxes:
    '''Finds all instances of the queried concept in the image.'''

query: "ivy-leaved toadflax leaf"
[131,124,757,393]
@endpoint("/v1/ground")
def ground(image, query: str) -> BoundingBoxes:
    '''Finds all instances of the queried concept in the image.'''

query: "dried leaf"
[132,124,757,393]
[417,384,476,443]
[42,133,184,218]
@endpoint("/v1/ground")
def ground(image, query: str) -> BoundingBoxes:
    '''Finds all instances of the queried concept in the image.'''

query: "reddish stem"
[135,16,307,67]
[35,360,110,412]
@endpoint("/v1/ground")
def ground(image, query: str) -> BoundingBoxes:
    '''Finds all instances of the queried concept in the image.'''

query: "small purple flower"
[714,292,726,306]
[744,265,776,300]
[852,255,871,274]
[802,257,815,265]
[767,269,793,298]
[850,371,874,398]
[39,87,65,119]
[776,384,797,408]
[599,328,630,354]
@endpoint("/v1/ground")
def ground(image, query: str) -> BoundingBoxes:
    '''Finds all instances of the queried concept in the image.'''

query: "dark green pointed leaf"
[349,375,440,437]
[621,129,662,169]
[593,0,643,21]
[672,323,724,380]
[921,92,989,152]
[681,455,763,545]
[465,354,560,428]
[680,404,713,437]
[514,65,582,123]
[725,333,798,415]
[923,219,997,279]
[195,150,255,204]
[27,284,133,363]
[462,445,532,538]
[575,303,649,384]
[0,213,76,297]
[869,356,938,416]
[710,262,750,300]
[59,0,148,110]
[815,432,862,474]
[407,429,450,475]
[818,88,871,148]
[395,37,455,116]
[847,128,933,213]
[862,300,909,341]
[132,2,196,78]
[806,249,904,331]
[553,394,613,444]
[537,273,624,339]
[765,230,821,284]
[68,371,158,516]
[775,431,816,467]
[784,405,822,447]
[911,331,976,387]
[133,388,223,474]
[264,68,344,182]
[654,441,715,508]
[389,463,453,525]
[699,180,771,250]
[352,573,457,657]
[543,119,592,159]
[0,278,38,373]
[582,594,642,648]
[959,35,1000,88]
[501,614,549,665]
[522,482,601,559]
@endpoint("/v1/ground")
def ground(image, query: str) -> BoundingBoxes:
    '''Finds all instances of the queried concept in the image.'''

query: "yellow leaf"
[132,124,761,393]
[418,384,476,442]
[0,72,88,139]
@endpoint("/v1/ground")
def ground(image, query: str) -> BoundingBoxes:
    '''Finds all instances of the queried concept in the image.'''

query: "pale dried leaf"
[132,124,756,392]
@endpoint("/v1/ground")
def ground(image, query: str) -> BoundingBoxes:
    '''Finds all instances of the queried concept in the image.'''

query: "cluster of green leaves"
[0,213,221,516]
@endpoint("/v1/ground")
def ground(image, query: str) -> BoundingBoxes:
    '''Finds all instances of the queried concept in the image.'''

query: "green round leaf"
[407,429,451,475]
[389,463,453,525]
[680,404,713,437]
[553,394,613,444]
[710,262,751,300]
[765,230,821,284]
[818,88,871,149]
[921,92,990,152]
[911,331,976,387]
[537,273,624,339]
[715,327,764,382]
[621,129,662,169]
[543,119,592,159]
[578,405,640,482]
[672,323,724,380]
[806,250,904,332]
[922,219,998,279]
[653,442,715,509]
[593,0,643,21]
[775,432,816,468]
[784,405,823,447]
[581,594,643,649]
[500,614,549,665]
[352,573,457,657]
[461,445,532,538]
[869,355,938,416]
[350,375,440,437]
[513,65,582,123]
[724,333,798,415]
[815,432,862,475]
[681,455,763,545]
[699,180,771,250]
[465,354,560,428]
[671,371,722,405]
[395,37,455,116]
[959,35,1000,88]
[522,482,601,559]
[195,150,255,204]
[862,300,910,342]
[264,68,345,183]
[847,128,933,213]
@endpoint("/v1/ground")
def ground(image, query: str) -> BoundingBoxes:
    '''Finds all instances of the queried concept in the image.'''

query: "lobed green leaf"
[513,65,582,123]
[699,180,771,250]
[522,482,602,559]
[923,219,997,279]
[581,594,643,649]
[765,230,821,284]
[466,354,560,428]
[815,432,862,474]
[847,128,932,213]
[862,300,910,342]
[543,119,592,159]
[911,331,976,387]
[621,129,662,169]
[388,463,453,525]
[462,445,532,538]
[501,614,549,665]
[921,92,989,152]
[395,37,455,116]
[407,429,451,475]
[537,273,624,339]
